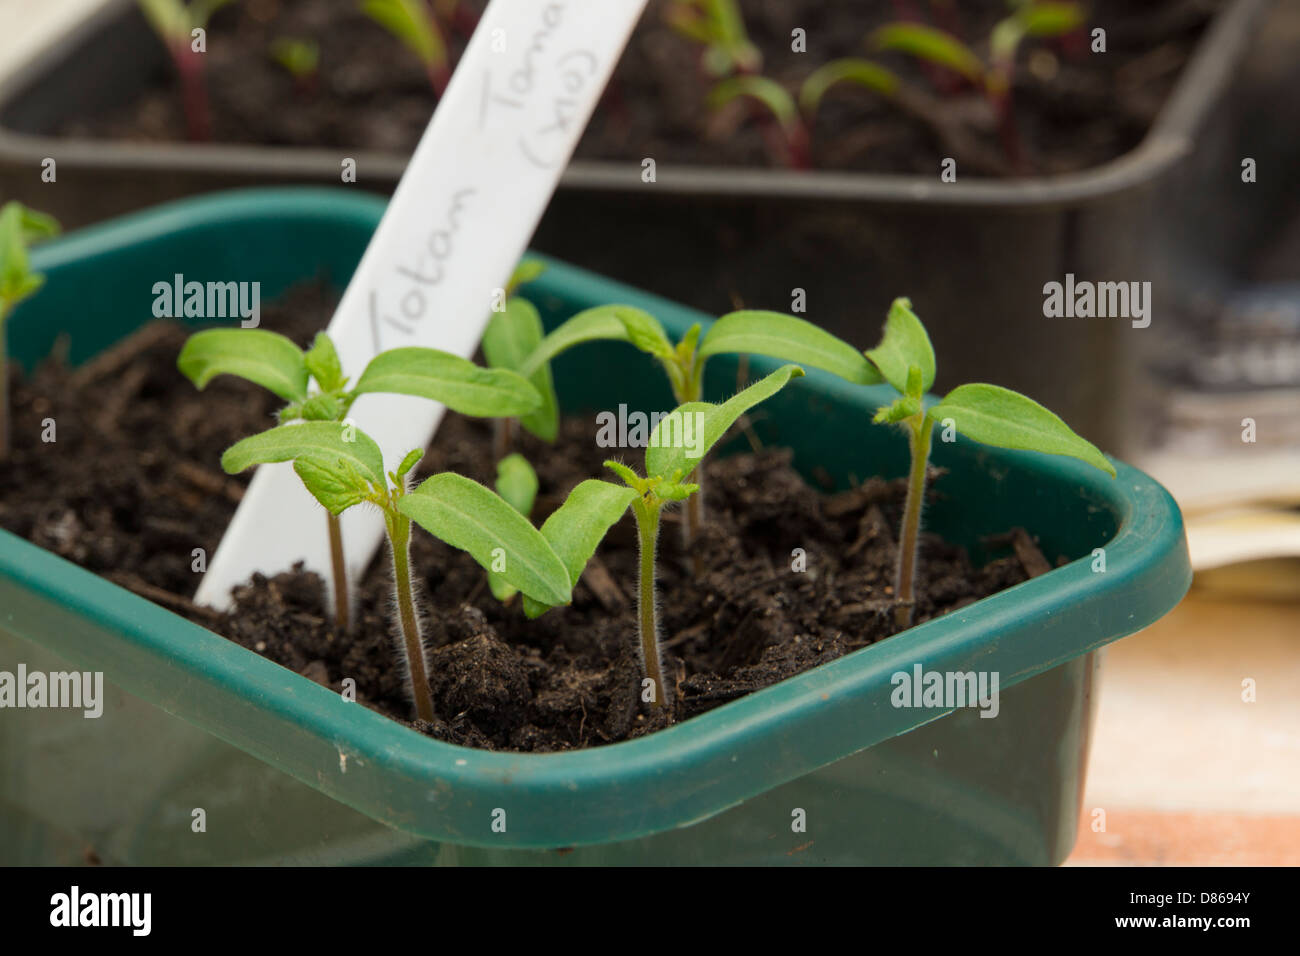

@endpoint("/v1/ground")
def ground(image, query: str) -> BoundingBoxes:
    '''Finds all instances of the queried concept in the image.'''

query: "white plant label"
[196,0,648,609]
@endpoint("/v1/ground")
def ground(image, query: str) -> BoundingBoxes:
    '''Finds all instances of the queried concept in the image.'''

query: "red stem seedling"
[870,1,1087,171]
[137,0,232,141]
[361,0,452,96]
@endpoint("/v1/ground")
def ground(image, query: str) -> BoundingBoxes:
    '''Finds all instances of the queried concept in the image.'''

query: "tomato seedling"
[524,365,805,711]
[863,297,1113,626]
[221,423,570,721]
[178,328,541,629]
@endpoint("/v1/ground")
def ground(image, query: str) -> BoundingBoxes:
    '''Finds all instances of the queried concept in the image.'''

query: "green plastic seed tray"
[0,189,1191,865]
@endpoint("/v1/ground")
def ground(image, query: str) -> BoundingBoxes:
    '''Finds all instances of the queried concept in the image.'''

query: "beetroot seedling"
[361,0,451,95]
[178,329,541,629]
[137,0,232,141]
[220,422,569,721]
[708,75,811,170]
[870,1,1086,167]
[524,365,805,710]
[863,297,1113,626]
[269,37,321,95]
[664,0,761,78]
[0,202,60,462]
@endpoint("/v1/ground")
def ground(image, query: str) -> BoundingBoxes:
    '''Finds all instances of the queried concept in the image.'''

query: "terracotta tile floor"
[1067,592,1300,866]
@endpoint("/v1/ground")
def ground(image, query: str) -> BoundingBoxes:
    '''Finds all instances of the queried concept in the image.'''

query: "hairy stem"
[388,513,434,722]
[895,414,935,628]
[326,512,350,632]
[633,499,667,709]
[683,472,705,577]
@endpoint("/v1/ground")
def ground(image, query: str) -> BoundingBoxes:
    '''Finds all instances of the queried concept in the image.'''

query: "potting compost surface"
[0,286,1058,752]
[58,0,1219,177]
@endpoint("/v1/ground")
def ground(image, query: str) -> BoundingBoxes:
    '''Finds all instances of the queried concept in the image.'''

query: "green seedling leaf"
[270,36,320,78]
[603,459,643,490]
[1020,2,1086,37]
[489,453,540,601]
[616,308,676,361]
[708,75,799,130]
[664,2,713,44]
[870,22,985,85]
[483,298,560,442]
[506,259,547,298]
[15,206,59,244]
[399,473,571,607]
[139,0,230,41]
[297,393,344,422]
[865,297,935,396]
[701,310,882,385]
[0,202,59,311]
[929,383,1116,477]
[646,364,804,479]
[522,479,639,619]
[495,453,539,517]
[518,305,663,377]
[992,2,1085,66]
[177,328,310,402]
[800,58,900,115]
[873,394,921,425]
[361,0,447,69]
[221,421,388,512]
[656,480,699,502]
[395,448,424,483]
[292,458,372,515]
[304,332,345,393]
[353,347,542,418]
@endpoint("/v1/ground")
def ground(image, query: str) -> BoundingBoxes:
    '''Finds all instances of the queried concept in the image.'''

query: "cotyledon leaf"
[178,328,309,403]
[928,383,1116,477]
[645,364,805,480]
[522,479,638,619]
[352,346,541,418]
[398,473,571,607]
[700,310,881,385]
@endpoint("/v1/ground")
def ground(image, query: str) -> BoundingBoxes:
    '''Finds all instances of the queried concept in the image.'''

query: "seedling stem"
[632,496,666,708]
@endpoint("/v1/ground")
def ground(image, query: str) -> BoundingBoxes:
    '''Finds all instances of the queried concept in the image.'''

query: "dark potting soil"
[56,0,1220,177]
[0,285,1058,752]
